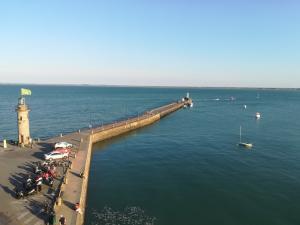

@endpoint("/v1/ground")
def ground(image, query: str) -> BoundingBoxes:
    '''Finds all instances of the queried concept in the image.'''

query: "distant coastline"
[0,82,299,90]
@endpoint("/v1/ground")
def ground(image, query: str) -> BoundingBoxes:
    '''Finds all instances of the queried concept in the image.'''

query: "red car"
[54,147,71,154]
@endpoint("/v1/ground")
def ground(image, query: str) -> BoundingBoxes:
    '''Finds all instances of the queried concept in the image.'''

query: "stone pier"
[0,98,191,225]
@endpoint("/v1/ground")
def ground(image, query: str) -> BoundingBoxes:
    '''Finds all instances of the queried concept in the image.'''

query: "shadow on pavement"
[69,170,81,178]
[0,184,15,197]
[63,200,75,210]
[32,142,52,160]
[25,198,48,224]
[17,161,36,173]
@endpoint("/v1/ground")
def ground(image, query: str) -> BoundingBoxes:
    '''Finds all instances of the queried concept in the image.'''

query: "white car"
[44,151,69,161]
[54,142,73,149]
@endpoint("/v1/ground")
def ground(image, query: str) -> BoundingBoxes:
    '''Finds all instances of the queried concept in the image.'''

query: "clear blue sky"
[0,0,299,87]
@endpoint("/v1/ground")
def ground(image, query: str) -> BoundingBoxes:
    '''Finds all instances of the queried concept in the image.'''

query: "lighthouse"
[16,89,31,147]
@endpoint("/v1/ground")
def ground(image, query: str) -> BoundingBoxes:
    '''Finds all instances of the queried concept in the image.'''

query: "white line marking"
[24,215,35,224]
[10,200,24,205]
[17,211,30,220]
[23,209,43,224]
[33,220,44,225]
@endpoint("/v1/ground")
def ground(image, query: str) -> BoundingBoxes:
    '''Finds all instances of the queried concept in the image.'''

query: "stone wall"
[91,114,161,143]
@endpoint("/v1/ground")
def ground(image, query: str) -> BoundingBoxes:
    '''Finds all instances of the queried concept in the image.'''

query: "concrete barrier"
[3,139,7,149]
[64,176,68,184]
[57,197,62,206]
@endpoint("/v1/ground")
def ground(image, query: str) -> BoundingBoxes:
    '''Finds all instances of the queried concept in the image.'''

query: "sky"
[0,0,300,88]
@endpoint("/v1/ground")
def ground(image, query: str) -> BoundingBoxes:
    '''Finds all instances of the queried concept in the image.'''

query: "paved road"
[0,135,79,225]
[6,195,46,225]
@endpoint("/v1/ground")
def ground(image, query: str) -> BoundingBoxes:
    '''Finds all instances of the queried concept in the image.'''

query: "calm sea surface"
[1,85,300,225]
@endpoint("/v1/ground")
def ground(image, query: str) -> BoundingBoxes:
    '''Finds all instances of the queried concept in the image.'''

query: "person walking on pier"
[59,214,66,225]
[79,169,85,179]
[75,202,82,214]
[48,211,56,225]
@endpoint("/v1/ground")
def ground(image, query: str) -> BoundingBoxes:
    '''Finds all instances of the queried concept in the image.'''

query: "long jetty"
[4,98,191,225]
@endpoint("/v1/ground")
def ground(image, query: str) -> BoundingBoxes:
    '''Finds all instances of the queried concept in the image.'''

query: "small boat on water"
[255,112,261,119]
[238,126,253,148]
[239,142,253,148]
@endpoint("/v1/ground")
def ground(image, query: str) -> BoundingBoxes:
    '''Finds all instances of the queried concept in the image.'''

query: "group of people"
[47,202,81,225]
[48,212,66,225]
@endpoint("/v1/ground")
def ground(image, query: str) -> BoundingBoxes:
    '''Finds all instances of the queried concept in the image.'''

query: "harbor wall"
[159,102,184,118]
[74,101,187,225]
[91,114,161,143]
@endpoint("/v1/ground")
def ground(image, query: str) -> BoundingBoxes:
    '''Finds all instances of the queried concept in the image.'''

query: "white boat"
[238,126,253,148]
[239,142,253,148]
[243,105,247,109]
[255,112,261,119]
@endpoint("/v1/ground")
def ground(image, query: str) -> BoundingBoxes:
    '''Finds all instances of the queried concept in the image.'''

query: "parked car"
[54,147,71,154]
[54,142,72,149]
[44,151,69,161]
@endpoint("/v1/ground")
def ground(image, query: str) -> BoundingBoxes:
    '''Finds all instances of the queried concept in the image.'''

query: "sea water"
[1,85,300,225]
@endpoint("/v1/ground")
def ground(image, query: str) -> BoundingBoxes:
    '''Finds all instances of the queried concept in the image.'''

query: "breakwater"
[52,99,191,225]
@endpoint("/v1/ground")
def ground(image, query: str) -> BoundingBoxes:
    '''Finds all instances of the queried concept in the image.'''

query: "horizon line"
[0,82,299,90]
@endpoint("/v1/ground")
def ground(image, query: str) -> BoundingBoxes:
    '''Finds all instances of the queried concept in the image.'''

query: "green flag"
[21,88,32,96]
